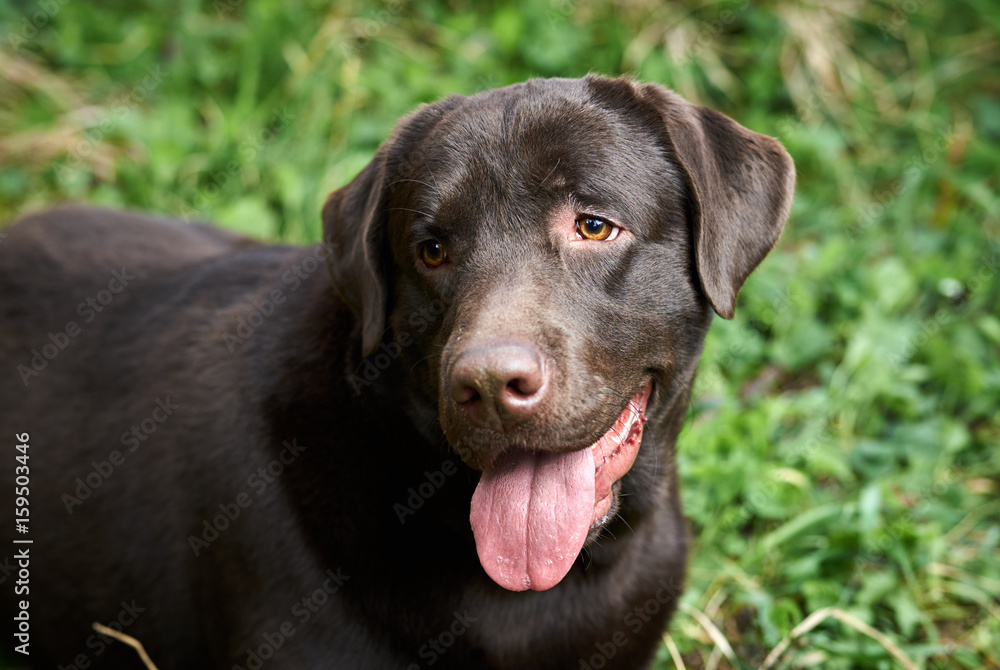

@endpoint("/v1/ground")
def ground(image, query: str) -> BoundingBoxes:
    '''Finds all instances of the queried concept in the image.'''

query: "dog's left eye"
[576,216,619,241]
[419,240,449,268]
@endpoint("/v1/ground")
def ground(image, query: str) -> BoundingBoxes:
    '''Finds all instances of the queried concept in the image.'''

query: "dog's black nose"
[450,343,548,430]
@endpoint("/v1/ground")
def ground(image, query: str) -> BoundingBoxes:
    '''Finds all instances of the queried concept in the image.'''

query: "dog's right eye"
[575,215,620,241]
[419,240,449,268]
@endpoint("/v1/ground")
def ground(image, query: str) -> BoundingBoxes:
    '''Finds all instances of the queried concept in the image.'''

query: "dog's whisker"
[408,356,437,373]
[538,158,560,187]
[412,160,444,197]
[388,178,438,191]
[386,206,434,219]
[618,516,637,537]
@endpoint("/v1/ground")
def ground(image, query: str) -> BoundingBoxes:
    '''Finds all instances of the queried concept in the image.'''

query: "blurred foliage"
[1,0,999,667]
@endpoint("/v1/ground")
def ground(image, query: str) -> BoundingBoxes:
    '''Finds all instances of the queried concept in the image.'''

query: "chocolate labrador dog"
[0,75,793,669]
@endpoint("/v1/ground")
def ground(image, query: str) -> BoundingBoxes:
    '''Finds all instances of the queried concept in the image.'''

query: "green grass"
[2,0,999,667]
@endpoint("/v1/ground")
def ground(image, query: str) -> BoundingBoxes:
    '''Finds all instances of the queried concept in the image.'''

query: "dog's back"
[0,206,308,668]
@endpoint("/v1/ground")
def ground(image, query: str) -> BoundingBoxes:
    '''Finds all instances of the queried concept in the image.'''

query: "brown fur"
[0,75,792,669]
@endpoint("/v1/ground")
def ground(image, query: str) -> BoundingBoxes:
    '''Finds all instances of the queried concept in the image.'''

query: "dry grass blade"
[759,607,918,670]
[0,51,121,177]
[92,623,160,670]
[705,646,723,670]
[662,632,687,670]
[679,603,738,665]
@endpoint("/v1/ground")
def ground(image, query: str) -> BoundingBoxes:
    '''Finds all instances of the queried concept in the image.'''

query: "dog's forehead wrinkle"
[406,88,675,234]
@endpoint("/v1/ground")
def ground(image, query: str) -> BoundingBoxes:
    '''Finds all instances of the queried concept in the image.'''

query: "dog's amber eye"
[419,241,448,267]
[577,216,617,241]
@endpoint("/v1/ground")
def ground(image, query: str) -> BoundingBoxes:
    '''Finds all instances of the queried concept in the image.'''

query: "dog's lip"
[588,379,652,529]
[455,376,655,472]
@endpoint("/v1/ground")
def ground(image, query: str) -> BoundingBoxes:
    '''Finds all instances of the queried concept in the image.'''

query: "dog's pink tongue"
[470,448,595,592]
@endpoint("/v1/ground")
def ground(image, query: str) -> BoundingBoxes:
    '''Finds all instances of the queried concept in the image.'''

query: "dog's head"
[323,75,793,592]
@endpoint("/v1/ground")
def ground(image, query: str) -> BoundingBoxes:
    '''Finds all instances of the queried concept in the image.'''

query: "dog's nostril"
[455,386,481,405]
[450,344,549,429]
[505,377,538,398]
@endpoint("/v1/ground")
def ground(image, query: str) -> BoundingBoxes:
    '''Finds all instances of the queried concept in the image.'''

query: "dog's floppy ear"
[629,80,795,318]
[323,96,465,355]
[323,153,390,355]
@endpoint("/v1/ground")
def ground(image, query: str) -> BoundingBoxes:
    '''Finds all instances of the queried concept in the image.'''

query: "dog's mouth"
[468,383,651,592]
